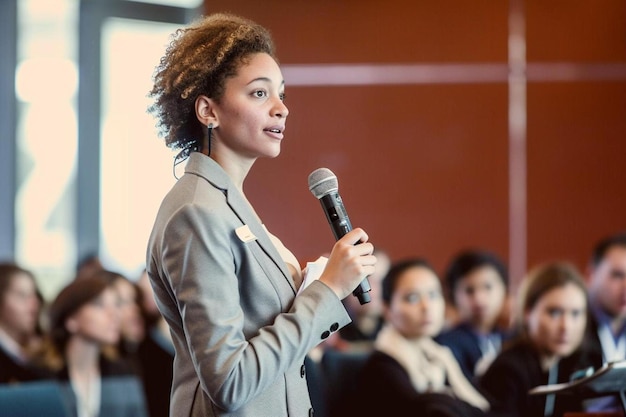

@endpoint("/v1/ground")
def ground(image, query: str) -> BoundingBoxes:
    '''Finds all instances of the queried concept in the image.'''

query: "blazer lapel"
[184,154,296,294]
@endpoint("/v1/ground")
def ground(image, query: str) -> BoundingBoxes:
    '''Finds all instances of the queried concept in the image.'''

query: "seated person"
[136,269,175,417]
[478,262,591,417]
[436,249,511,382]
[31,275,148,417]
[93,269,146,374]
[351,258,489,417]
[584,232,626,412]
[0,262,49,384]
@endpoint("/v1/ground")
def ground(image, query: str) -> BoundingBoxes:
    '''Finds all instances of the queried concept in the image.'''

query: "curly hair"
[148,13,276,152]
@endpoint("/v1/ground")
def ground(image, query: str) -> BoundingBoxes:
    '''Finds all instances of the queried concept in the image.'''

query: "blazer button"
[300,364,306,378]
[329,322,339,332]
[321,330,330,339]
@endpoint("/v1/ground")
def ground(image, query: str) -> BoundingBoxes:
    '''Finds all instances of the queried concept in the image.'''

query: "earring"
[205,123,214,156]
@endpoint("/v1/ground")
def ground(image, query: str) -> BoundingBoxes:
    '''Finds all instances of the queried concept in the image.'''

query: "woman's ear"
[195,95,218,128]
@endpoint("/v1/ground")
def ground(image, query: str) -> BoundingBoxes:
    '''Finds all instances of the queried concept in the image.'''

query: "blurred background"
[1,0,625,299]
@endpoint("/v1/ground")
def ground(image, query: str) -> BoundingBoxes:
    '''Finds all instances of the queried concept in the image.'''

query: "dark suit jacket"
[585,311,613,369]
[436,323,510,384]
[350,350,486,417]
[0,345,50,384]
[478,339,586,417]
[580,312,623,412]
[137,328,174,417]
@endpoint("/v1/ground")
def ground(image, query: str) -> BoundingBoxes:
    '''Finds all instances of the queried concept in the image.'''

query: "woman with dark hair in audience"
[94,268,174,417]
[478,262,592,417]
[436,249,511,383]
[351,258,489,417]
[32,275,148,417]
[136,268,174,417]
[91,269,146,372]
[0,262,48,384]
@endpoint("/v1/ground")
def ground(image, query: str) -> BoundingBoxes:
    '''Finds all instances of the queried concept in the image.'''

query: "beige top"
[264,225,303,289]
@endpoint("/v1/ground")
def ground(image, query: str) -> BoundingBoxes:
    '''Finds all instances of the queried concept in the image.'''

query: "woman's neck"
[65,336,100,373]
[539,352,559,372]
[210,150,254,191]
[66,338,102,417]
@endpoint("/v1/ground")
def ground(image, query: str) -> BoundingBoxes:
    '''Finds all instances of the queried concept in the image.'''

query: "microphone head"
[308,168,338,199]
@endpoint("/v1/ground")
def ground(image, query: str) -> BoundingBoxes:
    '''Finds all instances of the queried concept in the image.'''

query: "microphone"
[308,168,371,305]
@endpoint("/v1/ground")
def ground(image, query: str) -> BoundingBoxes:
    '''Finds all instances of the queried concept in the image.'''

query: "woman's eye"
[253,90,267,98]
[279,92,286,101]
[571,309,584,319]
[405,293,420,304]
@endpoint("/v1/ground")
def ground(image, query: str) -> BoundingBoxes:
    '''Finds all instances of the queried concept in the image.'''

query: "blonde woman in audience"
[351,258,489,417]
[34,275,148,417]
[478,262,591,417]
[0,262,48,384]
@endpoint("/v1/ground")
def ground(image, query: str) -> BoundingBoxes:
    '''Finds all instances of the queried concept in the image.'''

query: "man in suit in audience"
[585,232,626,413]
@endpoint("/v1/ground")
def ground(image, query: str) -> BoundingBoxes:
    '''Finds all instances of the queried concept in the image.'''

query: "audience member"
[352,258,489,417]
[93,269,146,369]
[93,268,174,417]
[436,249,511,382]
[0,262,48,384]
[136,269,174,417]
[584,232,626,413]
[32,275,148,417]
[478,262,590,417]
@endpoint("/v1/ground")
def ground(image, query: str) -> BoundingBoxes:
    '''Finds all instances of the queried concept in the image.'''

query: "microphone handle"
[319,193,372,304]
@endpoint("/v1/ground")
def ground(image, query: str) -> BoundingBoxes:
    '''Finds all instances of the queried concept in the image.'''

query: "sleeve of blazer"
[156,199,350,412]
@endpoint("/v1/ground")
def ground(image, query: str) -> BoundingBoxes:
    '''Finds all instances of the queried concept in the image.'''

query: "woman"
[0,262,46,384]
[35,275,148,417]
[351,258,489,417]
[436,249,511,382]
[146,13,376,417]
[93,269,146,367]
[135,269,174,417]
[478,262,591,417]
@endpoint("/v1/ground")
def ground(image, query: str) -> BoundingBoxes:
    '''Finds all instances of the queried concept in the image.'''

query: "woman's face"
[385,266,446,339]
[525,283,587,358]
[0,272,40,340]
[66,287,121,346]
[453,265,506,330]
[113,279,145,344]
[211,52,288,161]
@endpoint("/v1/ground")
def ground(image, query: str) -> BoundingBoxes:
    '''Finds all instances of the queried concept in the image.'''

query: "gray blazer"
[146,153,351,417]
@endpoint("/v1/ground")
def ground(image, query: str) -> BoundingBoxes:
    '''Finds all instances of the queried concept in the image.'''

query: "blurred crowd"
[306,231,626,417]
[0,257,173,417]
[2,230,626,417]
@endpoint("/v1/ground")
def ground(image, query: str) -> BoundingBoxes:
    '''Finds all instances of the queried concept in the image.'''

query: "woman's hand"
[318,228,377,300]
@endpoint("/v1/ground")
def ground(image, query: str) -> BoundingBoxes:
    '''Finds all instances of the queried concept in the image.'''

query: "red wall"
[204,1,626,286]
